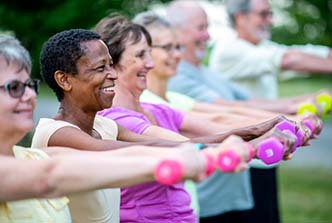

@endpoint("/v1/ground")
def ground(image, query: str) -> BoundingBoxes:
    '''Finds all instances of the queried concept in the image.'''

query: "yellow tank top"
[0,146,71,223]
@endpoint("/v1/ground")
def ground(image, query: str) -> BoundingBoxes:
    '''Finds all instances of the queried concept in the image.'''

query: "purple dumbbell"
[257,137,285,165]
[275,120,303,153]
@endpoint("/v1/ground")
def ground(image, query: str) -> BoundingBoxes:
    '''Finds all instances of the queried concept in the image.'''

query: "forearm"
[44,154,158,198]
[189,115,284,143]
[214,100,285,117]
[281,50,332,73]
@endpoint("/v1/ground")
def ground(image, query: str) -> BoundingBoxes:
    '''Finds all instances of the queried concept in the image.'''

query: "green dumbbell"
[297,103,318,116]
[316,93,332,115]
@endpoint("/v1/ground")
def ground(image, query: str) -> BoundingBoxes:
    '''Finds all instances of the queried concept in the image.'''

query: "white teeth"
[137,73,146,77]
[103,87,115,92]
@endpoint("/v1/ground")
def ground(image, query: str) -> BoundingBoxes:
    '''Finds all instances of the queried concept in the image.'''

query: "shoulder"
[36,118,79,130]
[94,115,118,140]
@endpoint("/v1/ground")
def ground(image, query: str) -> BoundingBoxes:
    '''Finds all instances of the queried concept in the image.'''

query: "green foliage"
[279,167,332,223]
[0,0,170,78]
[271,0,332,46]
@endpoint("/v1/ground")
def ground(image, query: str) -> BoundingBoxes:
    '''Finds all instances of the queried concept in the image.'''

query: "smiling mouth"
[102,86,115,92]
[137,72,146,78]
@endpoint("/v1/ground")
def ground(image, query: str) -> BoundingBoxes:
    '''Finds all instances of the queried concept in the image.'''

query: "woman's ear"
[54,71,72,91]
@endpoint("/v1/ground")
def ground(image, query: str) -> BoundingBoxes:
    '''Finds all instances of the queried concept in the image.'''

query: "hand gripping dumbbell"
[297,93,332,116]
[216,143,255,173]
[274,120,304,153]
[256,120,303,165]
[303,119,315,137]
[154,150,215,185]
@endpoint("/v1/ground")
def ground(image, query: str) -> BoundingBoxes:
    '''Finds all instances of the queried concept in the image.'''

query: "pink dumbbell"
[216,143,255,173]
[256,120,302,165]
[154,152,215,185]
[256,137,285,165]
[154,160,183,185]
[275,120,303,153]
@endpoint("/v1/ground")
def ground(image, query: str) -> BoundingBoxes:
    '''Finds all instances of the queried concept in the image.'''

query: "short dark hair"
[93,14,152,66]
[40,29,100,101]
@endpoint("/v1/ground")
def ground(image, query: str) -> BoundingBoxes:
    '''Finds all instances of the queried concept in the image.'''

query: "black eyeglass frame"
[0,79,40,98]
[151,43,184,53]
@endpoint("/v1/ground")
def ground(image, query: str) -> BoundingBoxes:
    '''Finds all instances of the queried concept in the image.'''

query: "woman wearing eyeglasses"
[0,34,228,222]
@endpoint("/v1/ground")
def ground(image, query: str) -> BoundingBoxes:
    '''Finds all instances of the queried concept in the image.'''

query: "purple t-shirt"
[98,103,196,223]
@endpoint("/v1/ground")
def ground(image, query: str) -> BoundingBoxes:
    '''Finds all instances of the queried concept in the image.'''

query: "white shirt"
[209,33,330,99]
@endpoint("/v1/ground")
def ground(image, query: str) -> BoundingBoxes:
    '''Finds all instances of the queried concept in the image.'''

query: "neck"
[237,27,259,45]
[113,86,143,112]
[147,73,169,101]
[182,51,200,67]
[56,99,96,135]
[0,133,23,156]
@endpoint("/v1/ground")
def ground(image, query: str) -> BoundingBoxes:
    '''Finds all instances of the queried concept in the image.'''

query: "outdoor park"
[1,0,332,222]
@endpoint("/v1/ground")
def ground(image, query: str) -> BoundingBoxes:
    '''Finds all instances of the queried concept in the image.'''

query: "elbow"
[280,50,302,70]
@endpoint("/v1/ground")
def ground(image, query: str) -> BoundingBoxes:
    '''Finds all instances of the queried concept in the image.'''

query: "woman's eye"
[136,51,145,58]
[96,65,105,71]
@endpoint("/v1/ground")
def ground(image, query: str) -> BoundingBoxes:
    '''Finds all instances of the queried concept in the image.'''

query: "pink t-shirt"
[98,103,196,223]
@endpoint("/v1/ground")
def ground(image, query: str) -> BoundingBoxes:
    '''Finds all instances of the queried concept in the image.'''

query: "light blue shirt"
[168,60,253,217]
[168,60,250,103]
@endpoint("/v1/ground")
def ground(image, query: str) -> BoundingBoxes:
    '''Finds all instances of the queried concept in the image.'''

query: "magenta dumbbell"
[216,143,255,172]
[256,137,285,165]
[275,120,303,153]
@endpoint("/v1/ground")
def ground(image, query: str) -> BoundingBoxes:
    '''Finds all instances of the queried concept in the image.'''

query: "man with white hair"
[209,0,332,100]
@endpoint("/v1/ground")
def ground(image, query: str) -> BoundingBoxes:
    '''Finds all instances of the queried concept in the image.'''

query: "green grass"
[279,76,332,97]
[278,77,332,222]
[279,166,332,223]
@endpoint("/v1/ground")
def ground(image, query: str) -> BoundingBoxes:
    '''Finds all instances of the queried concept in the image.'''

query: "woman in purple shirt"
[94,14,298,223]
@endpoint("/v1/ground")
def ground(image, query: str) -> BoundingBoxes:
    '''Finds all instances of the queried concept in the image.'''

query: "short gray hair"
[166,1,201,28]
[226,0,252,27]
[133,11,171,30]
[0,34,32,74]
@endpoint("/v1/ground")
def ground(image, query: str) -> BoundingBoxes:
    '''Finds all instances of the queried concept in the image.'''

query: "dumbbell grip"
[275,120,302,152]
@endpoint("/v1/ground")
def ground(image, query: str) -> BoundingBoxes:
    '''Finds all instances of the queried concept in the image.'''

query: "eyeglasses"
[251,10,273,19]
[151,43,184,53]
[0,79,40,98]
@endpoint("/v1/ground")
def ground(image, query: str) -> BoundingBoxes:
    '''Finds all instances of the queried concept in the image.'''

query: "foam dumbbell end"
[216,150,240,173]
[257,137,284,165]
[316,93,332,115]
[297,103,318,116]
[154,160,183,185]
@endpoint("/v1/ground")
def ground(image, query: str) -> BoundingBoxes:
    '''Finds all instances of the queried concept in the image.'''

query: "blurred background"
[1,0,331,222]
